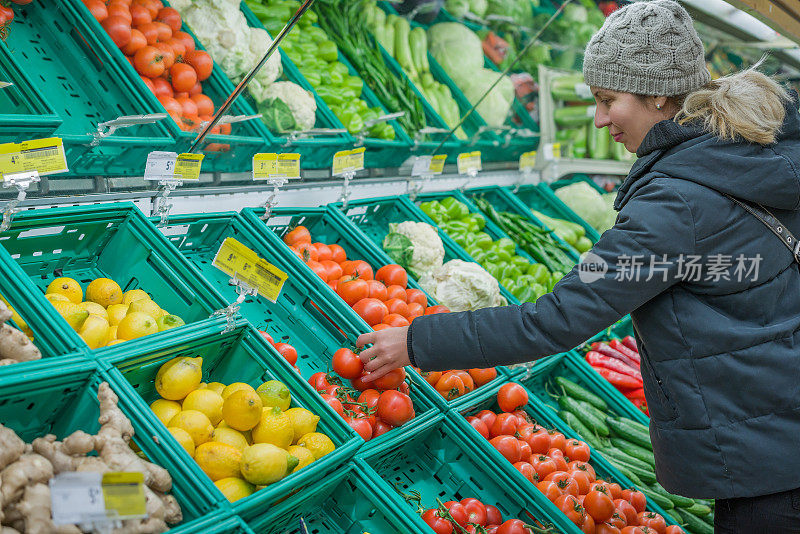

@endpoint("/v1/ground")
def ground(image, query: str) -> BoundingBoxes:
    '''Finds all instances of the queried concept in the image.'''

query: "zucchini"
[685,503,712,516]
[554,105,594,128]
[638,485,674,510]
[558,396,609,436]
[599,447,653,472]
[554,376,607,411]
[677,507,715,534]
[649,483,696,508]
[610,437,656,467]
[606,417,652,450]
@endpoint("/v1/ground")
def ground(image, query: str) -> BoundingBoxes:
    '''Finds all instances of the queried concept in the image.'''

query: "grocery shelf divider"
[106,321,363,523]
[357,411,578,533]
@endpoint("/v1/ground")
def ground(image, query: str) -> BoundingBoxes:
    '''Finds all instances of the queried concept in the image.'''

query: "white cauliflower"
[419,260,505,312]
[250,28,282,86]
[257,81,317,132]
[388,221,445,275]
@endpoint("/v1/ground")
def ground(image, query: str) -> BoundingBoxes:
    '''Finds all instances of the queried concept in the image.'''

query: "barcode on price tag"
[101,473,147,520]
[174,153,203,180]
[212,237,288,302]
[348,147,365,172]
[457,151,481,175]
[253,153,277,181]
[275,153,301,179]
[50,472,106,525]
[332,148,366,176]
[0,137,68,179]
[519,150,537,171]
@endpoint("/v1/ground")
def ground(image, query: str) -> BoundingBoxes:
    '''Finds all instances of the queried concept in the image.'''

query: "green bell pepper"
[467,245,486,262]
[483,251,501,264]
[318,40,339,62]
[527,263,550,284]
[484,262,504,280]
[511,255,530,269]
[306,25,328,43]
[440,197,469,220]
[343,75,363,97]
[499,264,522,280]
[316,86,344,107]
[495,249,513,263]
[472,232,493,250]
[532,283,547,299]
[303,72,322,87]
[502,278,518,293]
[513,285,539,303]
[471,212,486,231]
[496,237,516,254]
[420,201,444,220]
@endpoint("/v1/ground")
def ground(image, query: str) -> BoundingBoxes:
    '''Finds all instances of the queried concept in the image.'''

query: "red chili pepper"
[621,335,638,354]
[630,397,649,416]
[590,342,638,369]
[624,387,646,401]
[593,367,643,389]
[585,351,642,381]
[609,339,640,366]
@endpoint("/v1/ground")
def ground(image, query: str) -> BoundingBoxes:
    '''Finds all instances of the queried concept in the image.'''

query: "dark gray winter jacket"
[409,95,800,499]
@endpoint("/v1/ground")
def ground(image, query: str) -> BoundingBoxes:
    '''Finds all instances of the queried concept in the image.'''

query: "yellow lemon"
[251,407,293,449]
[287,445,316,472]
[46,277,83,304]
[128,299,163,319]
[167,427,195,457]
[183,389,224,426]
[155,356,203,400]
[106,304,130,326]
[206,382,226,396]
[284,408,320,444]
[150,399,182,426]
[222,390,263,432]
[104,326,118,345]
[78,314,110,350]
[77,301,108,320]
[117,312,159,340]
[106,339,126,346]
[216,421,253,444]
[168,410,213,446]
[194,442,242,481]
[86,278,123,307]
[221,382,256,399]
[122,289,151,305]
[211,427,250,452]
[240,444,295,485]
[214,477,255,503]
[156,314,185,332]
[256,380,292,412]
[296,433,335,460]
[45,293,70,303]
[51,301,90,331]
[197,382,208,389]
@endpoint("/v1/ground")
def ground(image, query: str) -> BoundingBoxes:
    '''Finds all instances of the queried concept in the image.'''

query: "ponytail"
[675,66,791,145]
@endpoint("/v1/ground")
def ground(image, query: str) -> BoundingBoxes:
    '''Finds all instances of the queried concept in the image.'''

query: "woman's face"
[591,88,673,153]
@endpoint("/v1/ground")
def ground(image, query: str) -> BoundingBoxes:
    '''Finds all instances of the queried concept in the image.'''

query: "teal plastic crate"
[463,184,582,259]
[0,357,215,524]
[453,379,677,530]
[2,1,175,176]
[65,0,273,174]
[549,174,609,194]
[168,512,256,534]
[108,321,362,522]
[513,184,602,244]
[246,462,423,533]
[0,203,229,354]
[357,412,575,533]
[153,211,440,449]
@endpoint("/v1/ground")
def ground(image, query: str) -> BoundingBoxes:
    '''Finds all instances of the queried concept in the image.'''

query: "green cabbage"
[428,23,484,78]
[554,182,617,233]
[419,259,505,312]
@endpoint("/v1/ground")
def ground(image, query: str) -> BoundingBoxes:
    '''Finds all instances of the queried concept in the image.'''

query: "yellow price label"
[212,237,288,303]
[174,153,203,180]
[429,154,447,174]
[275,153,301,179]
[457,151,481,175]
[332,148,366,176]
[348,147,365,172]
[552,143,561,160]
[519,150,537,171]
[253,153,277,181]
[0,137,68,178]
[101,472,146,520]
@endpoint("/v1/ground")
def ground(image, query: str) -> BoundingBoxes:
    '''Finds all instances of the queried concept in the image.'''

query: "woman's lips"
[612,133,623,142]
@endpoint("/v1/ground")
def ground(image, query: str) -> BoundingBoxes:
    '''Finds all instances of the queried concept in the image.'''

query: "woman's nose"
[594,108,611,129]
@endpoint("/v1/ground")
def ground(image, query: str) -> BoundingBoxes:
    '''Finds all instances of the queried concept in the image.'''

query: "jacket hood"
[615,91,800,211]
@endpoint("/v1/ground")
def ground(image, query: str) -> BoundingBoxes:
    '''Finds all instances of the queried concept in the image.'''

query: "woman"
[357,1,800,531]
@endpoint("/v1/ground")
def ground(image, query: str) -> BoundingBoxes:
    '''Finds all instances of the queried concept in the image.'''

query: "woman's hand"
[356,326,411,382]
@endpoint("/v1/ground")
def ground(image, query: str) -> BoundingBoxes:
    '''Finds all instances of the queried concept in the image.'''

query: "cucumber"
[606,417,652,450]
[649,483,696,509]
[576,400,612,428]
[611,462,644,486]
[615,459,656,484]
[610,437,656,467]
[558,396,609,436]
[638,485,674,510]
[554,377,607,411]
[677,507,714,534]
[685,503,712,516]
[663,510,683,525]
[599,447,653,472]
[703,512,715,526]
[557,410,595,443]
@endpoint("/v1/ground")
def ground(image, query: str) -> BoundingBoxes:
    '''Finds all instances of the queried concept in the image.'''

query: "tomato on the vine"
[485,504,503,526]
[331,348,363,379]
[497,519,533,534]
[308,372,331,391]
[422,509,453,534]
[372,368,405,390]
[273,342,298,366]
[460,498,487,526]
[442,501,469,527]
[344,415,372,440]
[320,393,344,417]
[372,419,393,438]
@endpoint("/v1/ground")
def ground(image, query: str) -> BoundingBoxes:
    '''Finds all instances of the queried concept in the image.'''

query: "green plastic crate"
[153,211,440,449]
[107,321,362,522]
[2,2,175,176]
[0,357,215,524]
[65,0,273,175]
[357,412,575,533]
[453,379,677,530]
[168,512,256,534]
[463,184,581,259]
[513,184,602,244]
[0,203,229,354]
[549,174,608,194]
[246,462,423,533]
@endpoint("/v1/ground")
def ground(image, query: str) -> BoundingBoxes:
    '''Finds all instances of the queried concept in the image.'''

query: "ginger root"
[0,453,53,506]
[0,302,40,364]
[17,483,81,534]
[0,426,25,471]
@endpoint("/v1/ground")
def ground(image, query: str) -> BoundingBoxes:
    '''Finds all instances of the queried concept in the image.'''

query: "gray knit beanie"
[583,0,710,96]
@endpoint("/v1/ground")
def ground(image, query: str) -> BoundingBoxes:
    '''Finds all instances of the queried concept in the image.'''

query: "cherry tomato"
[376,390,414,426]
[352,298,388,326]
[372,368,406,390]
[497,382,528,412]
[331,348,363,379]
[320,393,344,417]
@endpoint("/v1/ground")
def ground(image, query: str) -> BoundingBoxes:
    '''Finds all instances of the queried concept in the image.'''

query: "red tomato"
[107,4,132,23]
[443,502,469,528]
[475,409,497,430]
[331,348,363,379]
[497,519,532,534]
[514,461,537,483]
[406,302,425,318]
[313,243,332,262]
[163,36,186,59]
[284,225,311,246]
[372,324,390,331]
[356,389,380,410]
[490,412,518,438]
[140,77,157,94]
[152,41,176,68]
[184,49,213,81]
[519,440,532,463]
[169,63,197,93]
[352,298,388,326]
[565,439,591,463]
[372,368,406,390]
[375,264,408,288]
[613,499,637,527]
[608,510,627,529]
[383,298,409,317]
[151,77,172,98]
[584,490,616,523]
[372,419,393,438]
[545,471,579,497]
[384,284,406,301]
[102,16,132,47]
[84,0,108,22]
[548,431,567,452]
[188,94,213,117]
[536,480,562,501]
[157,95,180,116]
[597,525,622,534]
[621,490,647,514]
[637,512,666,534]
[273,342,298,366]
[188,81,202,96]
[425,305,450,315]
[308,372,331,391]
[578,514,596,534]
[569,470,591,495]
[328,243,346,263]
[620,528,648,534]
[554,494,585,525]
[173,30,195,52]
[435,372,465,400]
[459,498,487,526]
[320,393,344,417]
[135,22,160,44]
[568,461,597,482]
[155,6,181,31]
[345,415,372,440]
[152,21,172,41]
[365,279,388,301]
[406,288,427,306]
[342,260,374,280]
[548,448,568,472]
[531,455,558,480]
[336,277,369,306]
[605,483,622,500]
[497,382,528,412]
[129,3,151,26]
[383,314,410,327]
[485,505,503,526]
[376,390,414,426]
[524,428,551,455]
[664,527,686,534]
[133,46,165,77]
[490,435,521,463]
[422,509,453,534]
[468,367,497,387]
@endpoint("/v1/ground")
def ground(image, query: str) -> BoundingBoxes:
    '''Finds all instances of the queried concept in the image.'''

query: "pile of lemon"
[43,276,185,348]
[150,355,336,503]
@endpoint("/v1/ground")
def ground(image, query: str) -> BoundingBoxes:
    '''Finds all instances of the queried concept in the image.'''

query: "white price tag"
[411,156,432,177]
[0,82,12,89]
[144,151,178,181]
[50,473,106,525]
[542,143,562,161]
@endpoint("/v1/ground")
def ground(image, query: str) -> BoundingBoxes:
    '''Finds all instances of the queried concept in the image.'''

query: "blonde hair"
[674,66,790,145]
